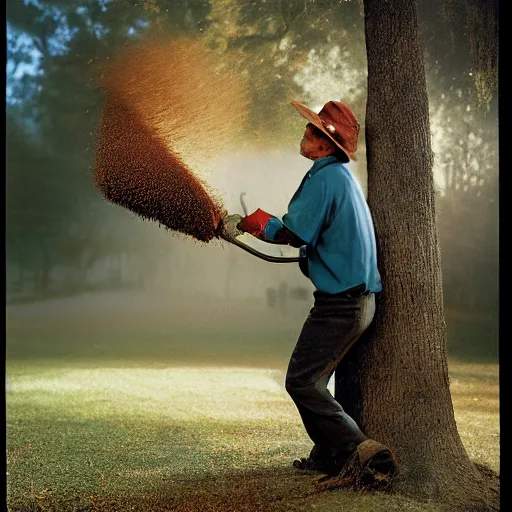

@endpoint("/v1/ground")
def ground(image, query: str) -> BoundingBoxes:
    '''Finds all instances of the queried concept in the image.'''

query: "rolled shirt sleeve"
[263,216,285,241]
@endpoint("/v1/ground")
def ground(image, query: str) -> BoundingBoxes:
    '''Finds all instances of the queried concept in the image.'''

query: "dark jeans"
[285,288,376,470]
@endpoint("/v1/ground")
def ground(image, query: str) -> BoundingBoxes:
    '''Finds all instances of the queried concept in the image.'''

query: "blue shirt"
[264,156,382,294]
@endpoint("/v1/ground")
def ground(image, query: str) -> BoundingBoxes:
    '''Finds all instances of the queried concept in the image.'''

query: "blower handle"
[240,192,249,217]
[220,209,302,263]
[221,232,302,263]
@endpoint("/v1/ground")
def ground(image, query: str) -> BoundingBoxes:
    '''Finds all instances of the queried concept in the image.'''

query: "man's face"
[299,123,335,160]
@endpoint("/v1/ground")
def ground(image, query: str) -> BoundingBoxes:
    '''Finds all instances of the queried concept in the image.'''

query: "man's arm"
[265,226,305,248]
[237,208,306,248]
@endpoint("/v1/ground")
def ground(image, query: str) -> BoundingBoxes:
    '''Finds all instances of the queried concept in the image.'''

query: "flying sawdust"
[93,37,250,242]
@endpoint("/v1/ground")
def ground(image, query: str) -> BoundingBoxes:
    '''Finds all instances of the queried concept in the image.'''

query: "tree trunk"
[335,1,498,510]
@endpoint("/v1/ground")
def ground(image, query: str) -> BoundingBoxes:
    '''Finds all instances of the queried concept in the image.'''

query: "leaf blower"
[92,37,299,263]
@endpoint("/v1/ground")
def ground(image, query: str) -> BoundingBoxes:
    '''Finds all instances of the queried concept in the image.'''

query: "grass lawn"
[6,292,499,511]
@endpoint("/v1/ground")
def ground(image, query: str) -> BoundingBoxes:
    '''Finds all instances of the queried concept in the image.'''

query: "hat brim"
[291,100,356,161]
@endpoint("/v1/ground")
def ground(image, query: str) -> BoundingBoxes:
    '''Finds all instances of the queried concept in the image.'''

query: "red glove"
[238,208,274,238]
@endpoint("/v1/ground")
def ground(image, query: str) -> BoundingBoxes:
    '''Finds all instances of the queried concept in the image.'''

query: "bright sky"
[6,28,42,75]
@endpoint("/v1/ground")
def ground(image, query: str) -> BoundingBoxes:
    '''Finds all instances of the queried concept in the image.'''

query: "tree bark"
[335,1,498,510]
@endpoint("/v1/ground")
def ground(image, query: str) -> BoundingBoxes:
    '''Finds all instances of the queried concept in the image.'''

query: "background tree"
[6,0,178,297]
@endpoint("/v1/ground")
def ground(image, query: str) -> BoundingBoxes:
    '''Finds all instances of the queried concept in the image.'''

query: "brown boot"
[315,439,398,491]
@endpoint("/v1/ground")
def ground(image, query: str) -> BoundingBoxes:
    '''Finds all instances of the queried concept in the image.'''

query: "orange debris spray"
[92,37,249,242]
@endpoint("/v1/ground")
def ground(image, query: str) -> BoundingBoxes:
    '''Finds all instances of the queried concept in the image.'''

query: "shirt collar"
[308,155,339,177]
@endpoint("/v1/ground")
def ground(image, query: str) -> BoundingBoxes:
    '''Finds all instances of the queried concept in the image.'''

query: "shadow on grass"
[8,465,451,512]
[8,466,309,512]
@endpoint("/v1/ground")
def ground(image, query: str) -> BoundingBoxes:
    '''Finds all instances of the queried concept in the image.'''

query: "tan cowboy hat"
[292,99,360,161]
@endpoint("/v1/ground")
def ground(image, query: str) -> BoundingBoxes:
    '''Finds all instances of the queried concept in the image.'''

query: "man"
[234,99,386,478]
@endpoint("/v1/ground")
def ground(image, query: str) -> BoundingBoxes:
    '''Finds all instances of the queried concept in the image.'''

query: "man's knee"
[285,374,313,400]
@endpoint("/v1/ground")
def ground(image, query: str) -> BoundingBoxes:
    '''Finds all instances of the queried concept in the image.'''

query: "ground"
[6,291,500,511]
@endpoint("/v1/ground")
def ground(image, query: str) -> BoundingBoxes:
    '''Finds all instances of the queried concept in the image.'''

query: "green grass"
[6,360,499,512]
[6,293,499,511]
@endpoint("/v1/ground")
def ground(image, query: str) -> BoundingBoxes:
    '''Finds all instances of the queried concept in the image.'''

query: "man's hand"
[238,208,274,238]
[219,213,244,239]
